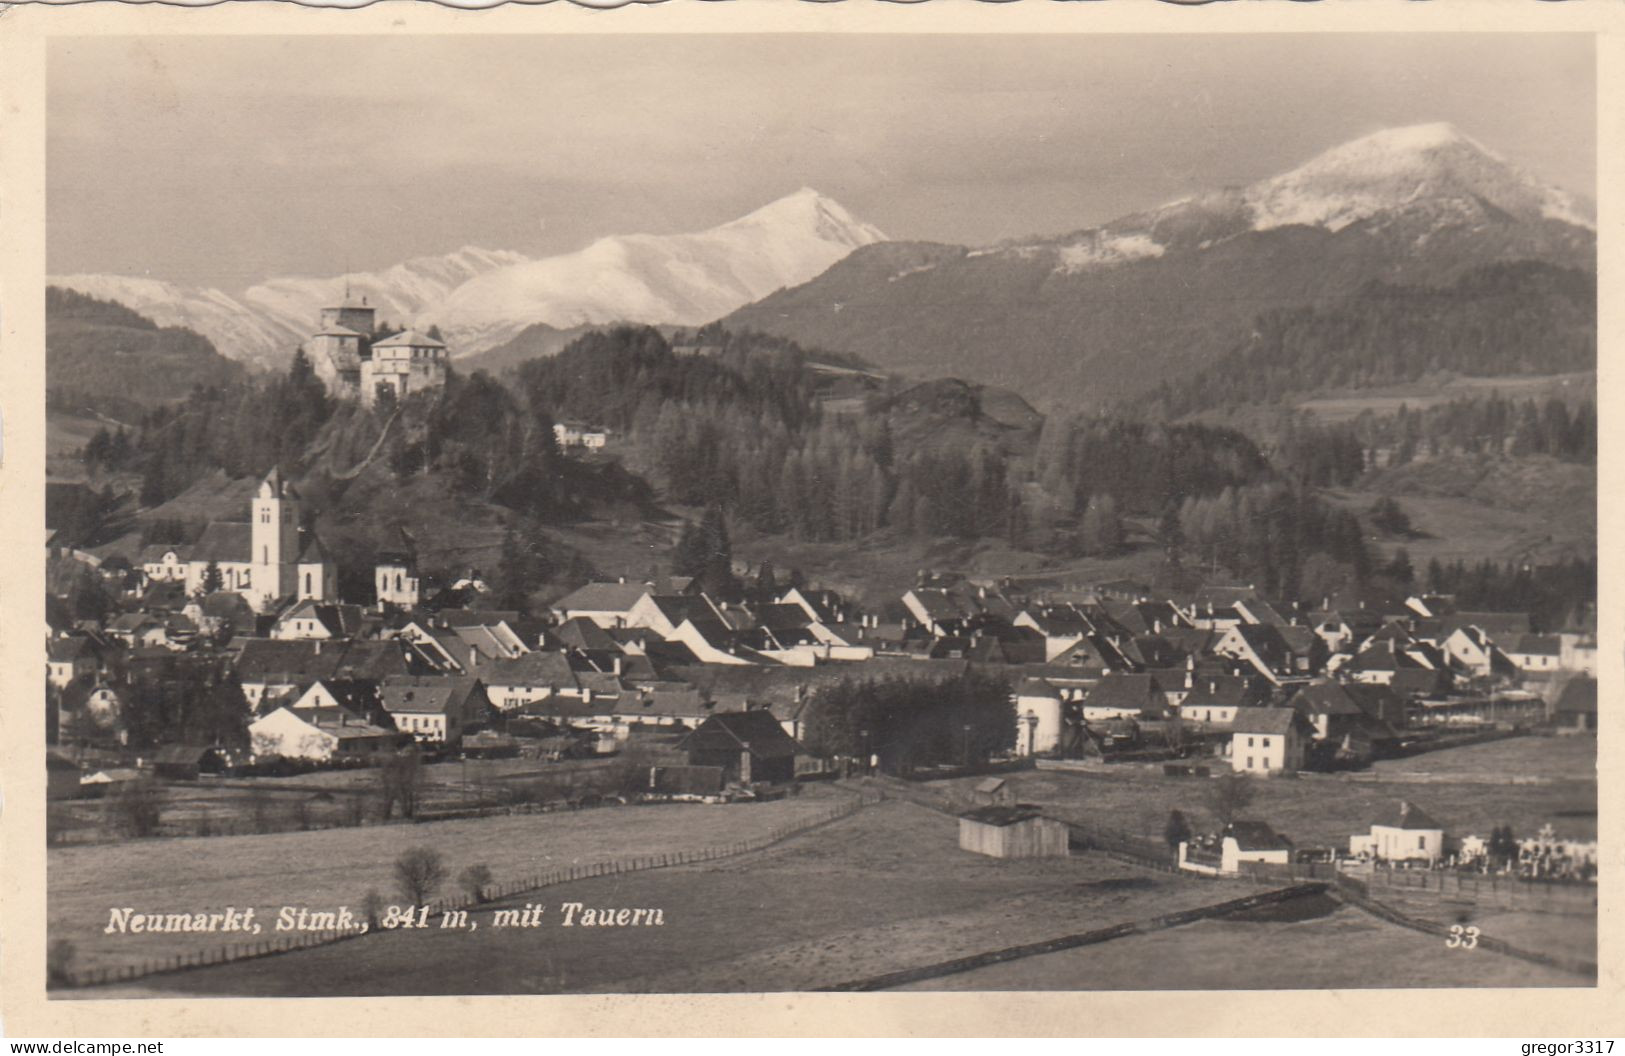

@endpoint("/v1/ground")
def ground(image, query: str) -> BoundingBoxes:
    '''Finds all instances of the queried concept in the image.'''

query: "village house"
[270,600,366,641]
[1176,673,1267,727]
[1349,800,1446,864]
[1013,678,1064,756]
[1178,820,1293,876]
[380,675,487,746]
[1550,676,1597,734]
[140,544,192,584]
[248,702,398,762]
[678,709,803,786]
[1289,680,1405,742]
[47,635,103,689]
[551,581,652,629]
[1080,673,1166,722]
[1505,634,1562,674]
[553,420,609,450]
[1559,633,1598,676]
[1441,625,1516,680]
[1228,707,1314,775]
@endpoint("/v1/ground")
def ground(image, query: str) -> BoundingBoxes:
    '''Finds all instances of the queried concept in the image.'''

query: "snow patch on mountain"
[433,188,887,351]
[1055,232,1166,273]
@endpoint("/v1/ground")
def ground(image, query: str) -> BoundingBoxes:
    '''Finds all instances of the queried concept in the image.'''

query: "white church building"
[143,467,337,613]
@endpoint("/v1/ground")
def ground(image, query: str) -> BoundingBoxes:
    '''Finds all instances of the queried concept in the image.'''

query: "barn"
[958,805,1071,859]
[677,709,804,786]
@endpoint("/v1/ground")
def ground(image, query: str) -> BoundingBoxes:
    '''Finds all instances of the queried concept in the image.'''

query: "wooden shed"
[972,777,1016,807]
[958,805,1070,859]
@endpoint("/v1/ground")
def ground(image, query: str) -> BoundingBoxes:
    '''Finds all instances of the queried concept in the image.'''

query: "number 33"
[1446,924,1480,949]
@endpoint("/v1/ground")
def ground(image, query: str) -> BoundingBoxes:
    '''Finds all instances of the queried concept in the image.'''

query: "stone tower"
[250,467,302,610]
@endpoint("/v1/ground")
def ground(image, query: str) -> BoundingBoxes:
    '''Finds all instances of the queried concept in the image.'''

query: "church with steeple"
[305,293,450,407]
[179,467,337,613]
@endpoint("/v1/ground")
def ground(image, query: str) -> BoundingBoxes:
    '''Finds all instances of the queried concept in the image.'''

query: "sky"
[47,33,1595,291]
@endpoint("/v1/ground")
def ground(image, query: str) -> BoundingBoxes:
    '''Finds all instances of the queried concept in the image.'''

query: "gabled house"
[1177,673,1268,727]
[270,600,366,641]
[1229,707,1314,774]
[1550,676,1597,733]
[1081,673,1165,721]
[677,709,804,786]
[482,650,579,711]
[1349,800,1446,864]
[47,635,103,689]
[550,581,652,629]
[1506,634,1562,674]
[380,675,487,746]
[1442,626,1516,680]
[249,704,398,761]
[1213,623,1299,685]
[1288,680,1403,744]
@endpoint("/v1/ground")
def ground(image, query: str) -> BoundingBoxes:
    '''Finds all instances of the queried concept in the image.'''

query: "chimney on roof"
[1399,800,1411,820]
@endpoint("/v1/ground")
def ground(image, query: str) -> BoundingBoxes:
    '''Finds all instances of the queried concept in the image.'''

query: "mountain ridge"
[50,189,887,371]
[723,123,1596,409]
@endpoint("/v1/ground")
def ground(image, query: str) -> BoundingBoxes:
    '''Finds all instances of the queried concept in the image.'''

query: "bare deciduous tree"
[459,863,494,904]
[104,778,164,838]
[394,846,446,906]
[1204,772,1256,830]
[379,750,424,820]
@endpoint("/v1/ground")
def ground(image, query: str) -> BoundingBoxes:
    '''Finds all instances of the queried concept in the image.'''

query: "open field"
[935,748,1596,850]
[48,784,851,974]
[100,800,1252,996]
[51,754,639,843]
[892,904,1587,990]
[1370,735,1597,781]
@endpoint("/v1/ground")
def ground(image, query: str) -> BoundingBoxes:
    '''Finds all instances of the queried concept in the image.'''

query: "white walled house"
[1349,800,1446,864]
[1178,821,1293,876]
[1229,708,1313,775]
[248,705,396,762]
[1013,678,1064,756]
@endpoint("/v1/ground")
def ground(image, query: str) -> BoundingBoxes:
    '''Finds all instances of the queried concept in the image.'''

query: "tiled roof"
[1372,800,1444,831]
[1229,707,1307,735]
[552,582,649,614]
[191,522,253,564]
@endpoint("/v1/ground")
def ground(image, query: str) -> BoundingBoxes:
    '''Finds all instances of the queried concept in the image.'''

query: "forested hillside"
[1140,263,1596,419]
[46,286,248,416]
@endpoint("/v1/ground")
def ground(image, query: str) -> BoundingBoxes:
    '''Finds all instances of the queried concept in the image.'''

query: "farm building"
[958,805,1070,859]
[150,745,220,781]
[971,777,1016,807]
[677,709,804,786]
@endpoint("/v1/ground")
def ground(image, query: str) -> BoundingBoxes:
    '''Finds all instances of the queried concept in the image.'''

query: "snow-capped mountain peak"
[49,190,887,367]
[1245,121,1594,233]
[430,190,888,350]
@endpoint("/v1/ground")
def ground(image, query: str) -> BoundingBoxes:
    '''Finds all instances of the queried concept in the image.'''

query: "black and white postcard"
[2,0,1620,1038]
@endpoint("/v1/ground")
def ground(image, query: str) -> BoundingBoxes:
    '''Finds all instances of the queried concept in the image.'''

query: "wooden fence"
[57,786,882,990]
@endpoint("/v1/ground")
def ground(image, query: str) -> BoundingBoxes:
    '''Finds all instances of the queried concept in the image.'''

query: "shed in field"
[958,805,1070,859]
[972,777,1016,807]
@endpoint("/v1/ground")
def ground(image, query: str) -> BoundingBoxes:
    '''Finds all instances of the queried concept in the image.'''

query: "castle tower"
[319,291,377,339]
[250,467,303,610]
